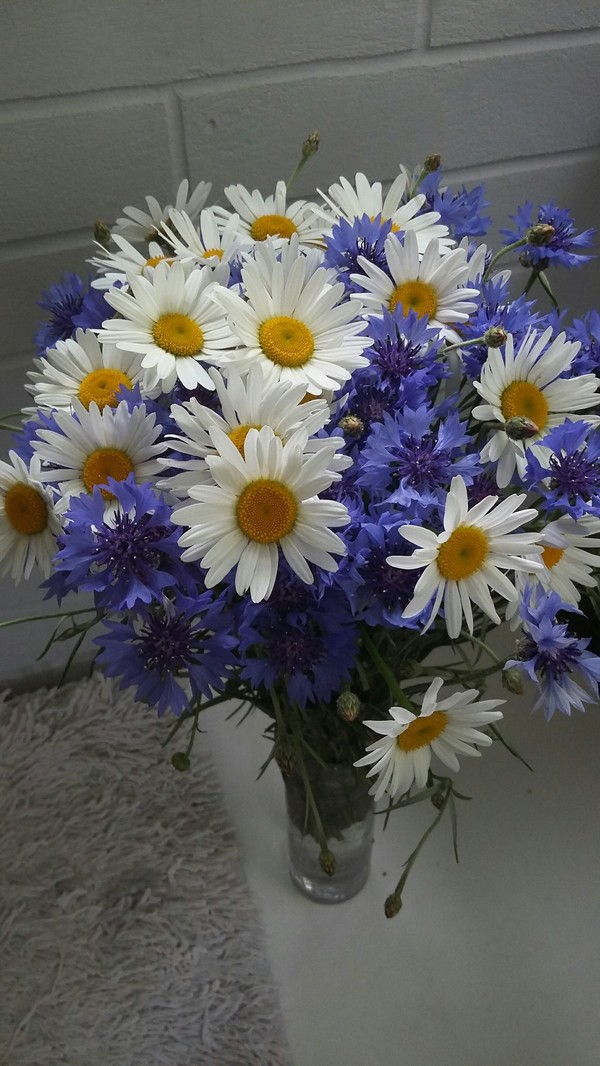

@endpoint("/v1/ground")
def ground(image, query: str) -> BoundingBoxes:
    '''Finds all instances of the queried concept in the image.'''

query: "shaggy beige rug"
[0,674,292,1066]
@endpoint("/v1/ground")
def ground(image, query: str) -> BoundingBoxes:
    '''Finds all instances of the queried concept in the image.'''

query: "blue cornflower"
[358,405,480,505]
[95,592,237,717]
[339,512,425,628]
[323,213,392,293]
[459,277,540,378]
[363,308,444,396]
[420,171,491,240]
[34,273,110,355]
[500,202,595,270]
[567,310,600,376]
[525,421,600,518]
[53,476,189,610]
[506,588,600,719]
[239,569,358,708]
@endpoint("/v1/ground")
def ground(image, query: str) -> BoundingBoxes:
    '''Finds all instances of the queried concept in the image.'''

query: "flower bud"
[338,414,365,438]
[423,153,441,174]
[275,740,296,777]
[319,848,336,877]
[502,666,525,695]
[336,690,361,722]
[504,416,539,441]
[483,326,508,348]
[528,223,555,247]
[384,892,402,918]
[93,219,111,249]
[171,751,191,772]
[302,130,320,160]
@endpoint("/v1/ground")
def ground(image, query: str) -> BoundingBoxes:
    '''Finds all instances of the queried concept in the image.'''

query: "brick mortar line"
[0,27,599,118]
[163,87,191,184]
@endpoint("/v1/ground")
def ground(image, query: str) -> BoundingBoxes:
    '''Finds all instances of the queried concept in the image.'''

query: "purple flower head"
[339,512,425,628]
[357,405,480,505]
[323,213,392,294]
[34,273,111,356]
[419,172,491,240]
[53,475,191,610]
[567,310,600,376]
[525,420,600,518]
[500,201,595,270]
[95,591,237,717]
[507,587,600,719]
[460,277,541,379]
[239,566,358,708]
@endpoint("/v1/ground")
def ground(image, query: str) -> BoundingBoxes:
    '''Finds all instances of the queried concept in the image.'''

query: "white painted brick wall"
[1,1,600,683]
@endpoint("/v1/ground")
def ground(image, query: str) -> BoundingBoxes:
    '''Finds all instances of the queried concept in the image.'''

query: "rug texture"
[0,674,292,1066]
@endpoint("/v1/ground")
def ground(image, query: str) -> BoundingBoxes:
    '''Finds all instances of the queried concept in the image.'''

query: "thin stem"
[459,631,502,664]
[0,608,98,629]
[441,335,486,355]
[483,237,527,280]
[361,630,417,711]
[384,778,454,917]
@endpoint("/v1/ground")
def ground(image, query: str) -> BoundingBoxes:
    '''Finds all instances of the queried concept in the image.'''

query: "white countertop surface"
[202,679,600,1066]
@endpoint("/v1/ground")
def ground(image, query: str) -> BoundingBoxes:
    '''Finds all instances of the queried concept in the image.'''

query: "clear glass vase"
[283,760,374,903]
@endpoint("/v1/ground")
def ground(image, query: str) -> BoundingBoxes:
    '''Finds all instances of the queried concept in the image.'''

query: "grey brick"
[0,100,175,243]
[180,42,600,202]
[430,0,600,46]
[0,0,419,102]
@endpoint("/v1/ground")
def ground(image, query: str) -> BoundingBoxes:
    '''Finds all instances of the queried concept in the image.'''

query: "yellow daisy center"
[3,483,48,535]
[371,215,402,234]
[389,280,438,318]
[250,214,298,241]
[227,423,262,456]
[145,255,174,268]
[258,316,315,368]
[78,368,133,411]
[500,380,548,430]
[82,447,135,500]
[152,313,204,357]
[202,247,224,260]
[542,545,565,569]
[437,525,489,581]
[236,479,298,543]
[397,711,448,752]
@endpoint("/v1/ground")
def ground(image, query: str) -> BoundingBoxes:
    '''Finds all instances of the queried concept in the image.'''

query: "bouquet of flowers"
[2,134,600,915]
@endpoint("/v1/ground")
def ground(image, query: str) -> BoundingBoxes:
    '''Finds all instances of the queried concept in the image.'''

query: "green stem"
[361,630,417,711]
[459,631,502,664]
[537,269,560,312]
[483,237,527,280]
[522,266,540,297]
[0,422,21,433]
[441,335,487,355]
[384,778,453,917]
[0,608,98,629]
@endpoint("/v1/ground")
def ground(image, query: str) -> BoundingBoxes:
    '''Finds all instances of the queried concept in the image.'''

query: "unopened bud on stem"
[302,131,320,160]
[336,690,361,722]
[319,848,336,877]
[504,416,539,441]
[483,326,508,348]
[93,219,111,249]
[338,414,364,438]
[423,153,441,173]
[528,223,555,247]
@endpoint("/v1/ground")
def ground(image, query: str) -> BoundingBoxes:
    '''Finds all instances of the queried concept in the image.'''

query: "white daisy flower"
[171,425,349,602]
[387,474,543,639]
[25,328,149,414]
[213,180,326,247]
[159,365,344,496]
[160,207,247,268]
[210,236,370,394]
[88,235,178,290]
[506,515,600,626]
[354,677,504,801]
[113,179,212,243]
[0,451,63,581]
[98,260,235,393]
[472,328,600,488]
[317,169,453,252]
[32,399,166,513]
[351,231,480,341]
